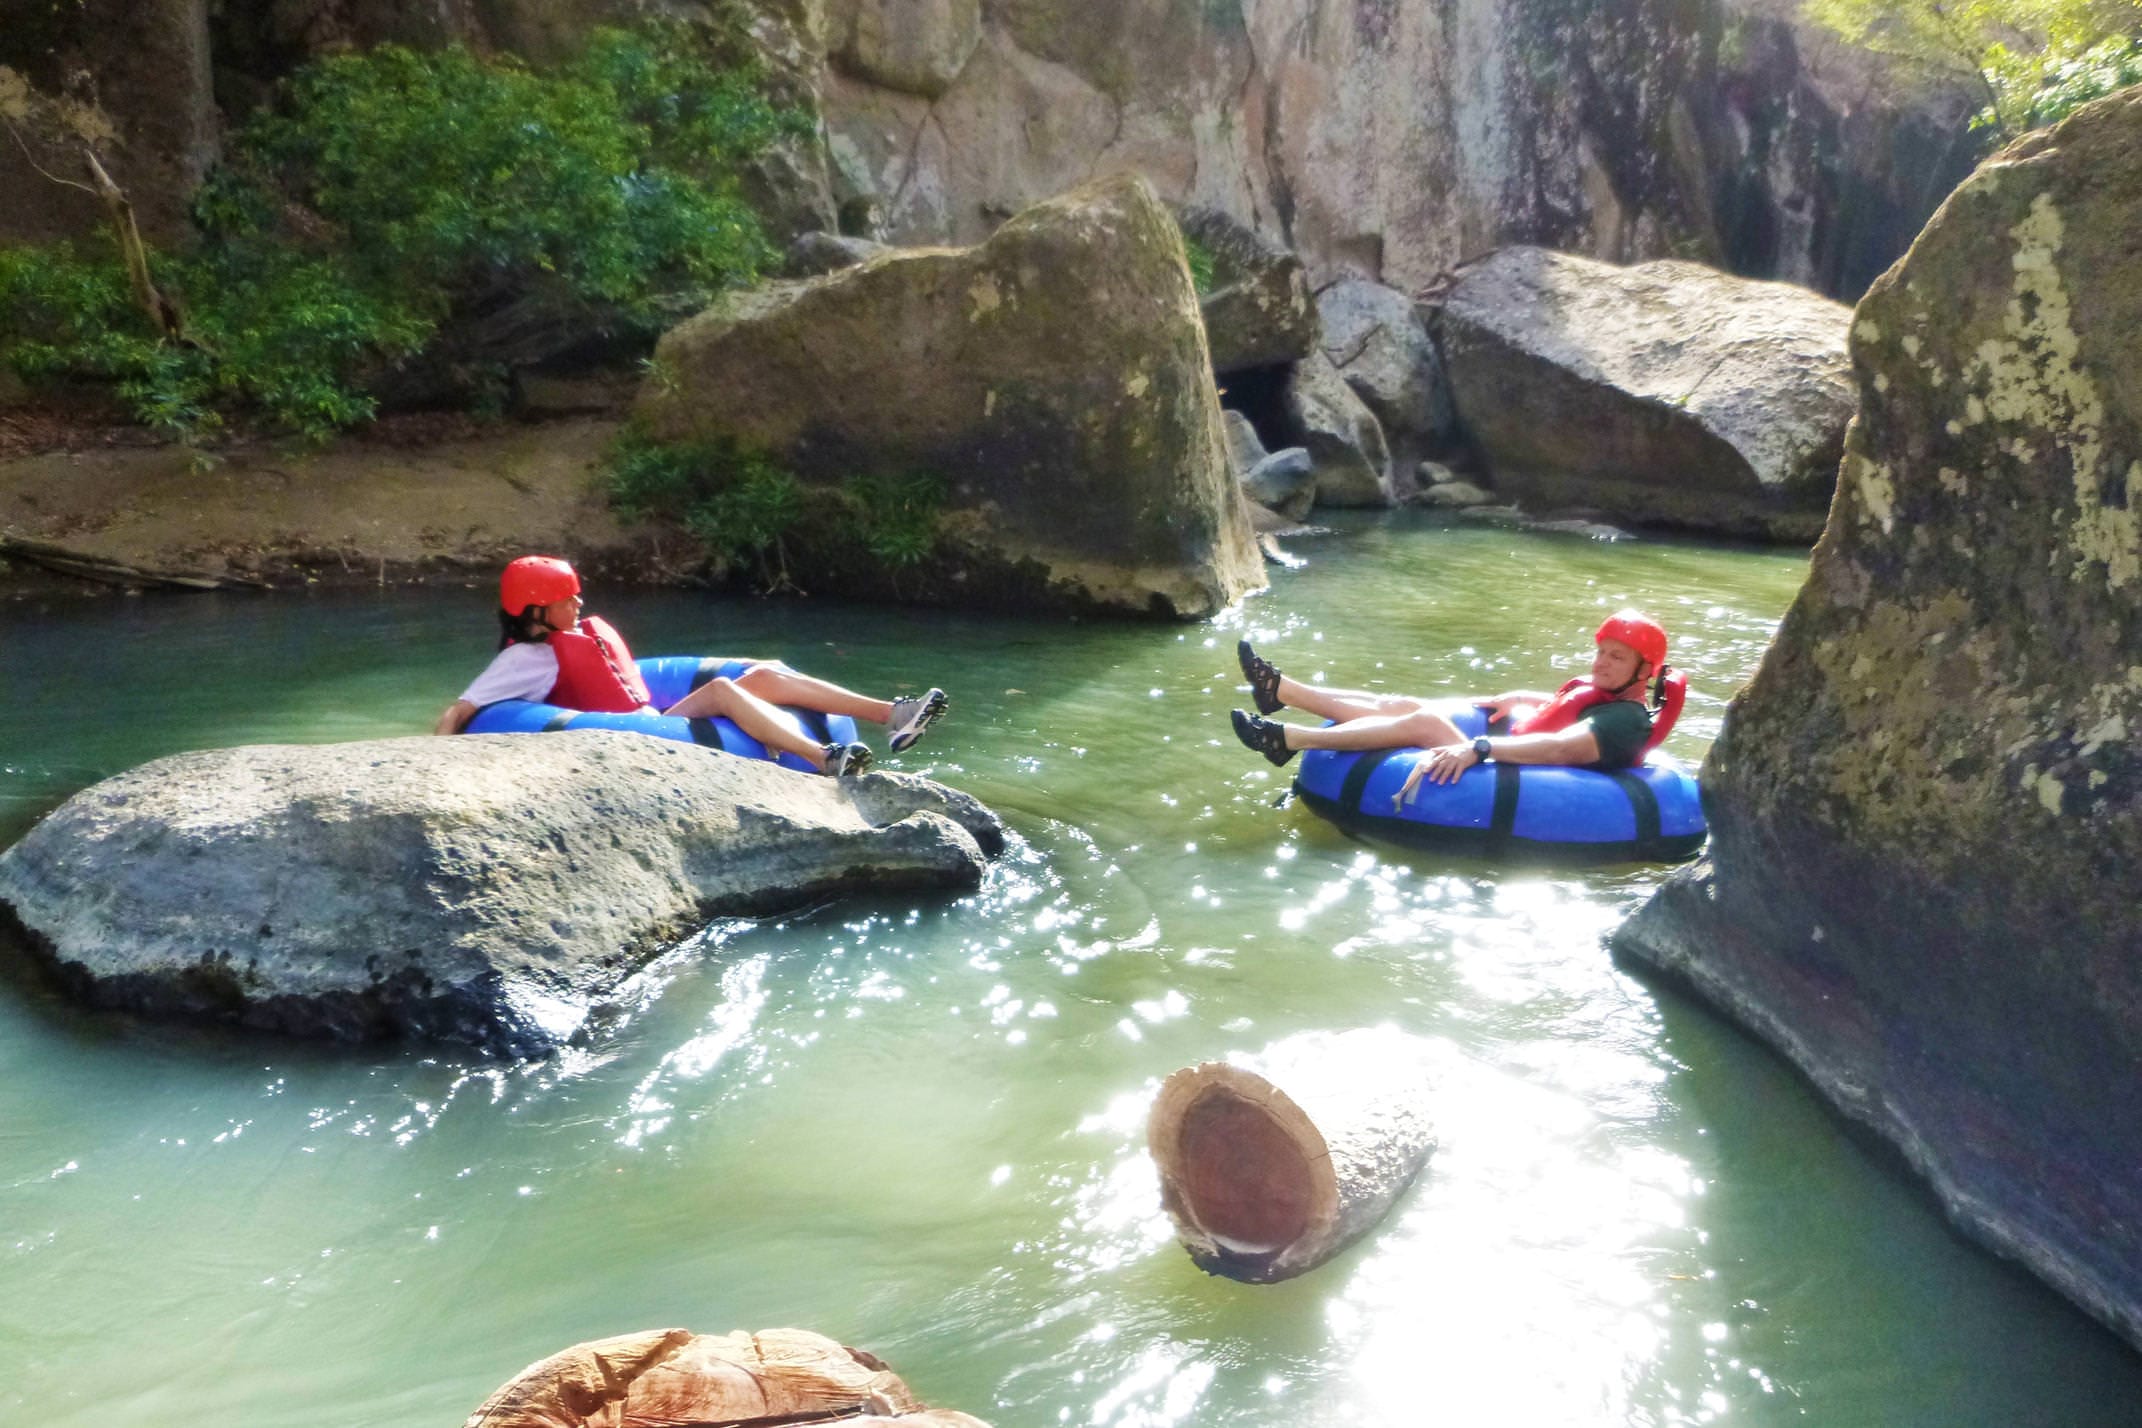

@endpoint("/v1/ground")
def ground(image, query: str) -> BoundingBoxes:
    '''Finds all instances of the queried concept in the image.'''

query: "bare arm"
[1397,724,1603,801]
[433,699,477,736]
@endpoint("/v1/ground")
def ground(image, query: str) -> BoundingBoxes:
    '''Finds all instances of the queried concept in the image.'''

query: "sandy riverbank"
[0,406,692,598]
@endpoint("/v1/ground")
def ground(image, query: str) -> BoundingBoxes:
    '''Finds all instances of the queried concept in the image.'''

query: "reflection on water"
[3,514,2139,1426]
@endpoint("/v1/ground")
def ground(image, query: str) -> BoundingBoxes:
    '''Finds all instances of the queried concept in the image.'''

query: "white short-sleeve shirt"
[458,642,561,707]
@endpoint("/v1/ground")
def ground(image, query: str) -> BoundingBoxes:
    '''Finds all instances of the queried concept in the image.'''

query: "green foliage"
[1182,235,1218,297]
[605,429,948,589]
[2024,32,2142,123]
[846,468,947,567]
[607,428,803,586]
[0,20,791,442]
[1804,0,2142,135]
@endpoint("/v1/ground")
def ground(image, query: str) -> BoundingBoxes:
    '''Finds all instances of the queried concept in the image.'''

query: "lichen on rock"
[1614,87,2142,1352]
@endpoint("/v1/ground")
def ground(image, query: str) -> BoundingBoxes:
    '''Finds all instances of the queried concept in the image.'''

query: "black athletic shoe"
[822,741,874,776]
[1237,639,1284,714]
[1230,708,1296,766]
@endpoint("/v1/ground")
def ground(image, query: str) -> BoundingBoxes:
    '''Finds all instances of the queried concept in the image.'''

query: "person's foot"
[1230,709,1296,766]
[1237,640,1284,714]
[887,688,949,752]
[821,740,874,776]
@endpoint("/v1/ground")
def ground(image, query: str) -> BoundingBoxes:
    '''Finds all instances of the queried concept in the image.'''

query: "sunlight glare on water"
[3,513,2139,1426]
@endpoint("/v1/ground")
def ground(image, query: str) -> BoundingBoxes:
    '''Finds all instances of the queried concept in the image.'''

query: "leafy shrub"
[2024,34,2142,126]
[0,20,793,442]
[847,468,947,567]
[1182,234,1218,296]
[608,429,805,587]
[605,428,947,590]
[1804,0,2142,135]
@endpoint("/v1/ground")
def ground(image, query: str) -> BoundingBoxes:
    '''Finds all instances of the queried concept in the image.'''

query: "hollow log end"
[1147,1060,1338,1282]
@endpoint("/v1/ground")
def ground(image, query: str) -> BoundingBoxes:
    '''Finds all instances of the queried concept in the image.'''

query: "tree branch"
[82,148,187,341]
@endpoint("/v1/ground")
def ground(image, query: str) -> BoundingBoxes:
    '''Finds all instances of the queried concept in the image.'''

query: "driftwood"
[82,149,186,342]
[0,535,268,591]
[1147,1028,1437,1283]
[460,1327,993,1428]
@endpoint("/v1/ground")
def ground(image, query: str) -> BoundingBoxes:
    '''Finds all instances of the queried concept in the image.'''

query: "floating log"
[1147,1028,1437,1283]
[460,1326,992,1428]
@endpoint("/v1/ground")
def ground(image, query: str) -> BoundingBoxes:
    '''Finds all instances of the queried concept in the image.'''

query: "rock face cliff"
[1614,89,2142,1349]
[815,0,1976,298]
[1,0,1975,302]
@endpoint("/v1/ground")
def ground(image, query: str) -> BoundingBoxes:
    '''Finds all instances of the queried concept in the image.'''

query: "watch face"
[1473,736,1493,759]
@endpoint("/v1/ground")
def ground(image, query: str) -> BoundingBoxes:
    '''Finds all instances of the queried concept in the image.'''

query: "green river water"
[4,512,2139,1425]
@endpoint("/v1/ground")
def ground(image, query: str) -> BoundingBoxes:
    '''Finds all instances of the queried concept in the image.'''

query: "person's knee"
[1396,712,1445,744]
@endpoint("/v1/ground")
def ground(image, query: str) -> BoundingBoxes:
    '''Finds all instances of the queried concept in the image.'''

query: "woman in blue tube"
[433,555,947,776]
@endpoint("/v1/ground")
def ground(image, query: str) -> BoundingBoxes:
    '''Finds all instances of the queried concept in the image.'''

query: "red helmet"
[1595,609,1667,669]
[501,555,579,614]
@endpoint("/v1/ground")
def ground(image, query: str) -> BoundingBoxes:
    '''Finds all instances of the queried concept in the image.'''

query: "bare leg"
[1280,707,1466,752]
[1276,674,1443,725]
[729,660,893,724]
[662,676,829,768]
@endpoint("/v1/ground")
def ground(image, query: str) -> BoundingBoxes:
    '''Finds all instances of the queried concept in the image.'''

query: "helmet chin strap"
[1597,662,1650,697]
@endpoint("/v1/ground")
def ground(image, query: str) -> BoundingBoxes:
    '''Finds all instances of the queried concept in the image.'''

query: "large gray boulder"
[1284,350,1394,508]
[1429,246,1855,540]
[0,732,1004,1057]
[1178,206,1319,376]
[1317,277,1454,452]
[636,174,1266,619]
[1614,89,2142,1350]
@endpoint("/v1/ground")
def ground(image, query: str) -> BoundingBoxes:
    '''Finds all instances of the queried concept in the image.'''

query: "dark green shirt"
[1579,700,1653,769]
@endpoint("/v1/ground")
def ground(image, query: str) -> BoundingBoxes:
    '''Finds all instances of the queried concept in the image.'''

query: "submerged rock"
[1240,447,1316,522]
[0,732,1004,1057]
[1614,89,2142,1350]
[1428,246,1854,540]
[637,174,1265,620]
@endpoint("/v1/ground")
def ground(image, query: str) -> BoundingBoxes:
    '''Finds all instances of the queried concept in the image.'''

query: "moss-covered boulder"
[636,173,1265,619]
[1177,206,1318,377]
[1428,246,1855,539]
[1613,89,2142,1350]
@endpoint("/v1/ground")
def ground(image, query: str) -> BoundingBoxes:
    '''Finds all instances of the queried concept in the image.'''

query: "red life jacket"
[1512,667,1686,757]
[544,615,653,713]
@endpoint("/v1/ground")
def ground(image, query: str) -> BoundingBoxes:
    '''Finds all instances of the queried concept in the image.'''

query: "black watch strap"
[1472,735,1494,761]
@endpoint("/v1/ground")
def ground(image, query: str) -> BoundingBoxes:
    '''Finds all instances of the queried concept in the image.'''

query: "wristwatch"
[1472,736,1494,761]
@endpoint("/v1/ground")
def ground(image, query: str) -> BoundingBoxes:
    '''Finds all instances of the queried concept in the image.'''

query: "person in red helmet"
[1228,610,1677,793]
[432,556,947,775]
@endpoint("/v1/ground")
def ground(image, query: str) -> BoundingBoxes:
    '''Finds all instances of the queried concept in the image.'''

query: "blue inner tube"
[1292,706,1706,865]
[461,656,859,774]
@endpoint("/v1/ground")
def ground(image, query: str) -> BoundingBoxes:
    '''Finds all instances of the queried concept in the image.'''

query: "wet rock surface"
[1614,90,2142,1350]
[0,731,1005,1057]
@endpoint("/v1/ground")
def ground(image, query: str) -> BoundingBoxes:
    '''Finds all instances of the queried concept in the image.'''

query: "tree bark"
[1147,1028,1437,1283]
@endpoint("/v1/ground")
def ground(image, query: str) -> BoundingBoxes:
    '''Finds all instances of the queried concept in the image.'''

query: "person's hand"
[1421,740,1481,786]
[1475,692,1528,721]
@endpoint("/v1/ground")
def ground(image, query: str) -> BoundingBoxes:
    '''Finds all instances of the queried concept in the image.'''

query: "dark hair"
[498,606,549,650]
